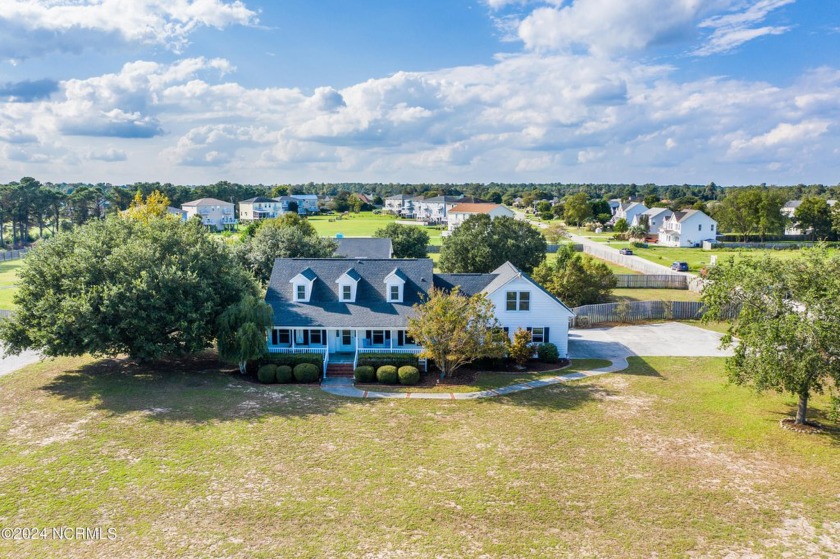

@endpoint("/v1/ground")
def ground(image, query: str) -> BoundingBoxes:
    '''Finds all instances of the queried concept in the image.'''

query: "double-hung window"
[296,284,306,301]
[506,291,530,311]
[341,285,352,301]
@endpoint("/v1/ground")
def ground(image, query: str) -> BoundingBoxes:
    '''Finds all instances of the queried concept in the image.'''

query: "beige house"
[447,203,515,231]
[181,198,237,231]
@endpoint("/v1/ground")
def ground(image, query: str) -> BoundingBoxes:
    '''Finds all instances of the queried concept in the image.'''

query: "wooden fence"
[614,275,687,289]
[571,301,721,327]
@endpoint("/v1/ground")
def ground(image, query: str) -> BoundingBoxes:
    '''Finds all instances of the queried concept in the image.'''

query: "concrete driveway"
[0,347,41,379]
[569,322,732,361]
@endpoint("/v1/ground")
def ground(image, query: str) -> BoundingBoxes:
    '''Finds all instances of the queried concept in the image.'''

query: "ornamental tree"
[0,216,255,361]
[407,287,507,379]
[217,295,274,373]
[531,250,616,308]
[702,247,840,426]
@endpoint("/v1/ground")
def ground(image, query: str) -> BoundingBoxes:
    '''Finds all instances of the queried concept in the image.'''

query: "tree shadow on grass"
[621,357,665,378]
[41,352,351,423]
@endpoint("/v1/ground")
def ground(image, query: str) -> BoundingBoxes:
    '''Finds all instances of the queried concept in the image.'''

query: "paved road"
[569,322,732,360]
[0,348,41,378]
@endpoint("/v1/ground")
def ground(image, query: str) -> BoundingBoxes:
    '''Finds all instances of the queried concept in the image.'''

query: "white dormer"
[289,268,317,302]
[336,268,362,302]
[384,268,408,303]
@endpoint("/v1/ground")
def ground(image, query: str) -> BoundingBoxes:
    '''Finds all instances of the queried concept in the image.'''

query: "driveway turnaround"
[0,347,41,379]
[568,322,732,360]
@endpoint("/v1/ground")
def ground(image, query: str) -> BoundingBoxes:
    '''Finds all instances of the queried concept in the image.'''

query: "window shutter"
[385,330,391,340]
[322,330,326,343]
[526,327,532,333]
[271,330,278,345]
[544,327,550,343]
[302,330,309,345]
[397,331,404,346]
[366,330,371,340]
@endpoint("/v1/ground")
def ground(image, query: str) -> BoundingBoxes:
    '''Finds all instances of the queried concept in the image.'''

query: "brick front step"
[327,363,355,378]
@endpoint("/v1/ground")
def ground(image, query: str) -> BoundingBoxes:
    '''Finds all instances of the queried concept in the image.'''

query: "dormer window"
[384,268,407,303]
[336,268,361,303]
[290,267,317,303]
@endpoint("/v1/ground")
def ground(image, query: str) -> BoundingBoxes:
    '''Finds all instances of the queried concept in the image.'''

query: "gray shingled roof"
[335,237,393,259]
[240,196,277,204]
[266,258,434,327]
[433,273,496,296]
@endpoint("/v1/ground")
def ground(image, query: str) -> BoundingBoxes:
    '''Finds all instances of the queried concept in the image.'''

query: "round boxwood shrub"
[397,365,420,385]
[275,365,293,384]
[537,342,560,363]
[354,365,376,383]
[293,363,320,383]
[376,365,398,384]
[257,364,277,384]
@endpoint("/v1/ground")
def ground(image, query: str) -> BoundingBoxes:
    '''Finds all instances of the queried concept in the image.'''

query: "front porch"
[267,327,424,378]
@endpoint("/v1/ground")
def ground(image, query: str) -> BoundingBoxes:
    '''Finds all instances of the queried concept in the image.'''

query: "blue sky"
[0,0,838,185]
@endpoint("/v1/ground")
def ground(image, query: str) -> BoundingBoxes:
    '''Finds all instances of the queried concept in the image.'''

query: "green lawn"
[0,259,24,310]
[306,212,447,245]
[618,245,833,274]
[1,354,837,557]
[610,288,701,302]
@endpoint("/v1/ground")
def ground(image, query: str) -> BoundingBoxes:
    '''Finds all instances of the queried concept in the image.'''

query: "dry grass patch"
[0,354,838,558]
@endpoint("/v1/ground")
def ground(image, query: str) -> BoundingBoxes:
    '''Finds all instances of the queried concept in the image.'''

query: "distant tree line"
[2,177,840,247]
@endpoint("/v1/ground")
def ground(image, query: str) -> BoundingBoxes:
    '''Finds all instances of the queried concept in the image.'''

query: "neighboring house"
[239,196,284,221]
[414,195,482,224]
[181,198,237,231]
[613,202,648,225]
[447,203,516,231]
[167,206,186,220]
[264,258,574,376]
[384,194,420,217]
[335,237,393,259]
[292,194,319,214]
[660,210,718,247]
[782,199,837,235]
[632,207,673,235]
[608,199,622,215]
[353,193,374,206]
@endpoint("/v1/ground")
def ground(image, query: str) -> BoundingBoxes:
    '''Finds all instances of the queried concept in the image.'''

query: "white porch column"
[390,330,394,349]
[291,329,295,349]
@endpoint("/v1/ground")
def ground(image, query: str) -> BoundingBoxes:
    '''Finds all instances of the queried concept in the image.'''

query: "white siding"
[486,276,573,358]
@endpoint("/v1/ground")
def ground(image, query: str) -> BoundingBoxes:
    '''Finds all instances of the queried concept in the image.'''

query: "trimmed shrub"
[262,353,323,368]
[293,363,320,383]
[376,365,398,384]
[257,364,277,384]
[357,353,419,370]
[275,365,293,384]
[354,365,376,383]
[537,342,560,363]
[397,366,420,385]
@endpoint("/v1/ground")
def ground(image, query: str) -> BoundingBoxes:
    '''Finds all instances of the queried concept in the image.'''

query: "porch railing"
[267,347,329,377]
[354,347,427,372]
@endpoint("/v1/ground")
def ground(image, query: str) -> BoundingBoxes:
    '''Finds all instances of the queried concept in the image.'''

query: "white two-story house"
[181,198,237,231]
[660,210,718,247]
[264,258,575,377]
[613,202,648,225]
[631,207,674,236]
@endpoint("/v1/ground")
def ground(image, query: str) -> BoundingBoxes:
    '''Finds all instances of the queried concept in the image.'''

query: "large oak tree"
[0,216,255,361]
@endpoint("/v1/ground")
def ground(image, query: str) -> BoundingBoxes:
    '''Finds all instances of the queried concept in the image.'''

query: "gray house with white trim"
[264,258,574,376]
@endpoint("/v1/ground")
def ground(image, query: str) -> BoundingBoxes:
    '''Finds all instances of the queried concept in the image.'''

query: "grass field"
[1,354,837,558]
[306,212,447,245]
[610,288,701,302]
[0,259,24,309]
